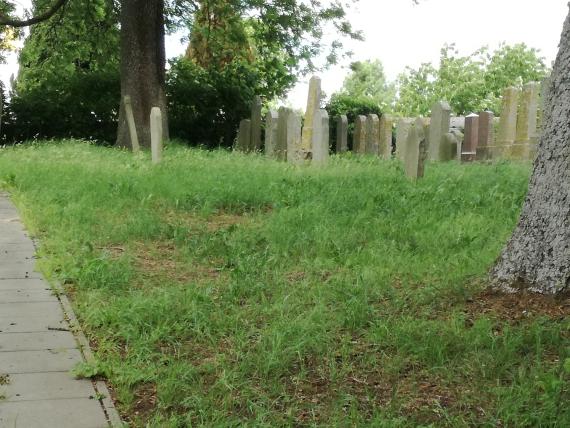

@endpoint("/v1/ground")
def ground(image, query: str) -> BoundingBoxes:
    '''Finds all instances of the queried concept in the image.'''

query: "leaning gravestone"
[300,76,322,161]
[287,112,303,165]
[404,118,429,180]
[353,115,367,154]
[462,113,479,162]
[313,109,330,165]
[395,118,413,161]
[336,115,348,153]
[150,107,163,164]
[250,96,262,152]
[365,114,380,155]
[276,107,291,161]
[476,111,494,160]
[236,119,251,152]
[428,101,452,161]
[514,81,540,160]
[264,110,279,159]
[497,86,520,158]
[379,114,394,159]
[123,96,140,153]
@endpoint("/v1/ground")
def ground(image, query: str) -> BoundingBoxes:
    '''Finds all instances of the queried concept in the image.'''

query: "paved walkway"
[0,193,120,427]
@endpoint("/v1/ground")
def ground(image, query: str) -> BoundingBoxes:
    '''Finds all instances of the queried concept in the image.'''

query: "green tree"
[340,59,395,109]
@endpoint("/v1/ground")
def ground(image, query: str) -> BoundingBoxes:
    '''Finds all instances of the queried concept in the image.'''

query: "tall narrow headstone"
[264,110,279,159]
[276,107,291,161]
[476,111,494,160]
[287,112,303,165]
[313,109,330,165]
[353,115,367,154]
[150,107,163,164]
[404,118,429,180]
[250,96,262,152]
[336,115,348,153]
[513,81,540,159]
[462,113,479,162]
[365,114,380,155]
[236,119,251,152]
[123,96,140,153]
[428,101,452,161]
[379,114,394,159]
[300,76,322,160]
[395,118,413,161]
[497,86,520,158]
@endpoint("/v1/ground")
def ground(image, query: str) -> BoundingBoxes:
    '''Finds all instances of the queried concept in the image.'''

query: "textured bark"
[116,0,169,149]
[491,8,570,294]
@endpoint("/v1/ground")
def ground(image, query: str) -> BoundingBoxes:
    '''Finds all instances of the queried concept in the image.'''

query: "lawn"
[1,140,568,427]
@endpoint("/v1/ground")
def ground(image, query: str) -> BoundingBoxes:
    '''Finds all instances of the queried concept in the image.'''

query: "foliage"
[395,43,549,116]
[0,0,19,63]
[325,93,382,151]
[340,59,396,110]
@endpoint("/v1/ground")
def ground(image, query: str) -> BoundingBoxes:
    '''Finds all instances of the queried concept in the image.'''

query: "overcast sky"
[1,0,568,108]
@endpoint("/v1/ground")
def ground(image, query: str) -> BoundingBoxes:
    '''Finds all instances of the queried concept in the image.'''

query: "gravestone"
[287,112,303,165]
[250,96,262,152]
[236,119,251,153]
[444,130,464,161]
[264,110,279,159]
[300,76,322,161]
[276,107,291,161]
[428,101,452,161]
[462,113,479,162]
[353,115,367,154]
[513,81,540,160]
[365,114,380,155]
[313,109,330,165]
[123,96,140,153]
[497,86,520,158]
[450,116,466,130]
[404,118,429,180]
[379,114,394,159]
[336,115,348,153]
[150,107,163,164]
[476,111,494,160]
[395,118,414,161]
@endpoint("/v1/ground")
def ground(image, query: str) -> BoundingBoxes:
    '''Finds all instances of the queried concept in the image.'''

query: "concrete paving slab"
[0,278,51,290]
[0,348,83,373]
[0,301,62,317]
[0,289,57,303]
[0,331,77,352]
[0,314,67,333]
[0,398,109,428]
[0,372,96,402]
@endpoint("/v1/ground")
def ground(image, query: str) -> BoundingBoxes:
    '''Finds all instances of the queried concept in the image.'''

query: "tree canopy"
[339,59,396,110]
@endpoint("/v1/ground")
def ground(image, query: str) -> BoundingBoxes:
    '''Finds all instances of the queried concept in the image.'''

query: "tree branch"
[0,0,69,28]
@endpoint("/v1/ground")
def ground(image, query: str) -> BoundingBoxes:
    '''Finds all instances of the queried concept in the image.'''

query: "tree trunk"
[491,8,570,295]
[116,0,169,149]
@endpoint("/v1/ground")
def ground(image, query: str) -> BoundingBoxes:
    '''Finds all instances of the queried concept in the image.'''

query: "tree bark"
[116,0,169,149]
[491,8,570,295]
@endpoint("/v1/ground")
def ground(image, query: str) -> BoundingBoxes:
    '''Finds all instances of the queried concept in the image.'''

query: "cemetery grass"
[1,140,569,427]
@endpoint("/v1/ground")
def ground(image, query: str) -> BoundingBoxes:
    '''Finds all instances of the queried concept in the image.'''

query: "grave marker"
[476,111,494,160]
[313,109,330,165]
[366,114,380,155]
[300,76,322,161]
[379,114,394,159]
[462,113,479,162]
[287,112,303,165]
[353,115,367,154]
[497,86,520,158]
[150,107,163,164]
[250,96,262,152]
[428,101,452,161]
[236,119,251,153]
[404,118,429,180]
[336,115,348,153]
[123,96,140,153]
[264,110,279,159]
[396,118,413,161]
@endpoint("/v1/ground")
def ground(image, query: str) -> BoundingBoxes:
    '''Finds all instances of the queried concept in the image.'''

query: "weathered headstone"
[428,101,452,161]
[250,95,262,152]
[444,130,464,161]
[379,114,394,159]
[404,118,429,180]
[123,96,140,153]
[336,115,348,153]
[365,114,380,155]
[395,118,414,161]
[264,110,279,159]
[313,109,330,165]
[476,111,494,160]
[450,116,466,130]
[462,113,479,162]
[300,76,322,161]
[287,112,303,165]
[276,107,291,161]
[513,81,540,160]
[150,107,163,164]
[496,86,520,158]
[353,115,367,154]
[236,119,251,153]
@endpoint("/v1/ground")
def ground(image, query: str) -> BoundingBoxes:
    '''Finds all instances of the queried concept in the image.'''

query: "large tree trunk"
[491,8,570,295]
[116,0,169,149]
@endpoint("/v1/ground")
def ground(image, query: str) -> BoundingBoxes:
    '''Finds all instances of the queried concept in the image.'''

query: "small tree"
[340,59,395,110]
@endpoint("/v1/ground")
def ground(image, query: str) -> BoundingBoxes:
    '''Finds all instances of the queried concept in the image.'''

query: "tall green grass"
[1,140,568,427]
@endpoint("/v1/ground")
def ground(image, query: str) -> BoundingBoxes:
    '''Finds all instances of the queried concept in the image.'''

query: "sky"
[1,0,568,108]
